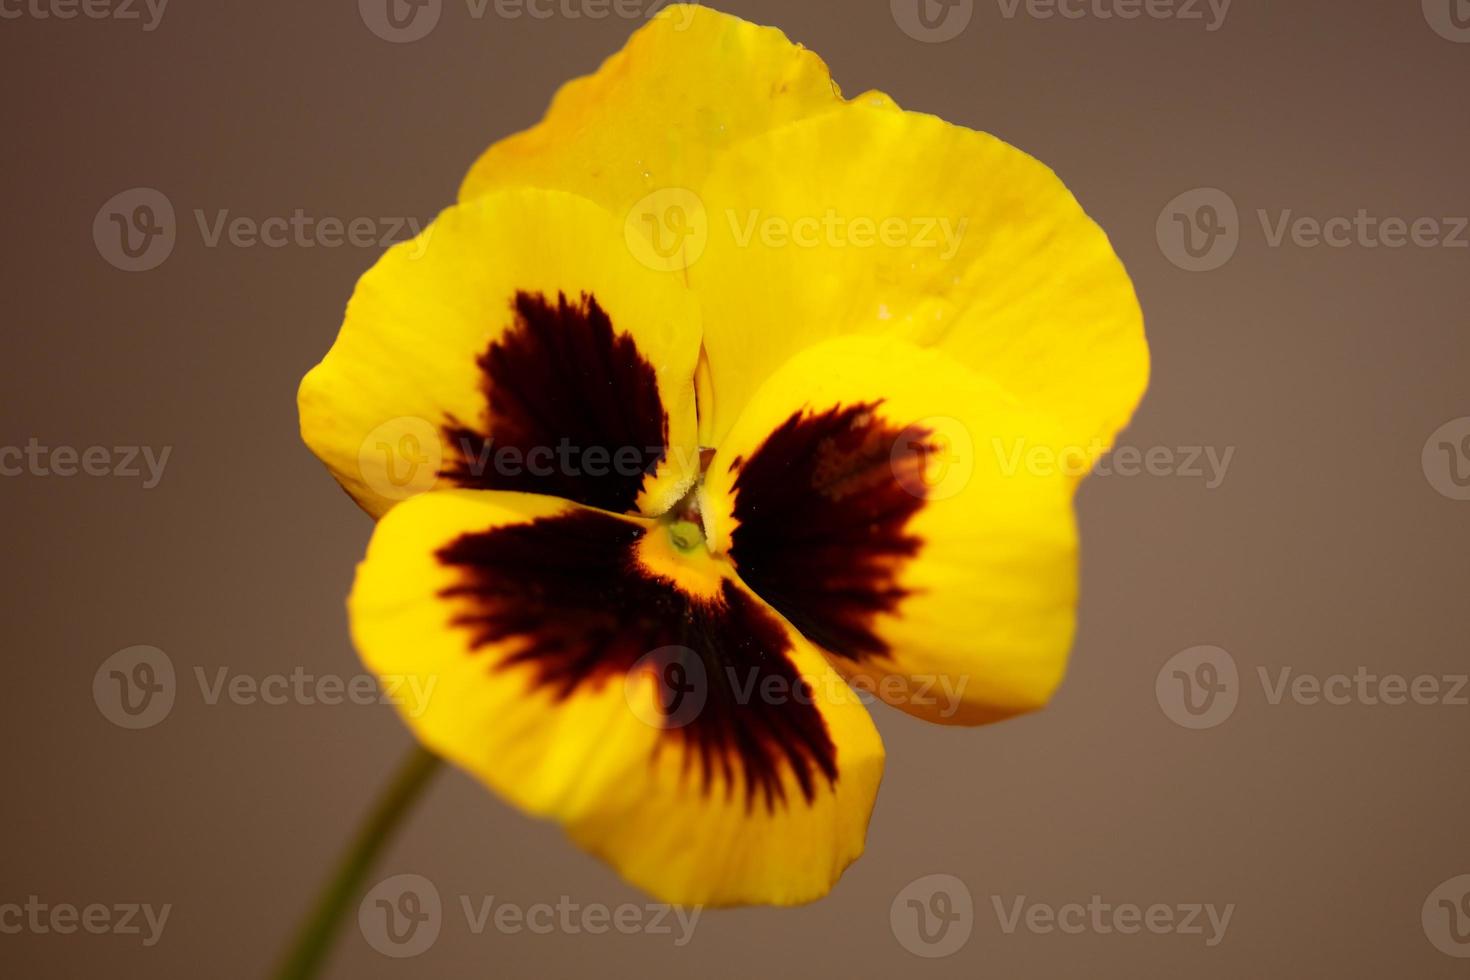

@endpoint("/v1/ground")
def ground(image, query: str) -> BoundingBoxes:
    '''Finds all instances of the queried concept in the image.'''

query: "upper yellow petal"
[298,187,702,519]
[690,102,1149,469]
[459,5,867,213]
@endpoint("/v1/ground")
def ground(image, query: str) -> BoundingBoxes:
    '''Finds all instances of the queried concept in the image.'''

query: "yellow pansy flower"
[296,3,1147,916]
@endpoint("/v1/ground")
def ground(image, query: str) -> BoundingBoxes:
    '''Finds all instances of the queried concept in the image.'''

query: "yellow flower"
[298,5,1148,908]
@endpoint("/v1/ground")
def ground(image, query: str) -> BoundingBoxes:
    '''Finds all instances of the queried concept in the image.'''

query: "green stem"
[274,745,442,980]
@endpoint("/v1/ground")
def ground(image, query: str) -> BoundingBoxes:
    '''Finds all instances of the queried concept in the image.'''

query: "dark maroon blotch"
[436,510,838,812]
[442,291,668,514]
[728,402,931,662]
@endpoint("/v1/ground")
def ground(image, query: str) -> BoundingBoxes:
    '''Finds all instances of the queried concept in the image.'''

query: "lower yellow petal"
[350,488,884,906]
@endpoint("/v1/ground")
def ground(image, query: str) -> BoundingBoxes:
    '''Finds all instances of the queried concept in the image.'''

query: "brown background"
[2,0,1467,976]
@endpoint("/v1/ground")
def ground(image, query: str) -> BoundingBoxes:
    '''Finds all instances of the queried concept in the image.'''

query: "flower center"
[666,519,705,553]
[658,447,717,554]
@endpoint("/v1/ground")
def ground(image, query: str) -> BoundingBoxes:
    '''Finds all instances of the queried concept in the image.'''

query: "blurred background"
[1,0,1466,976]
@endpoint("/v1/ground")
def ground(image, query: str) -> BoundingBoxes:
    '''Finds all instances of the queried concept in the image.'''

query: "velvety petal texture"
[298,189,702,519]
[351,489,883,906]
[702,336,1079,726]
[459,4,858,213]
[690,102,1148,461]
[299,2,1149,908]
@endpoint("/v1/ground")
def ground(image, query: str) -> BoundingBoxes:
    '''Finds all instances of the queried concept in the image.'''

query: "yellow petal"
[701,336,1079,726]
[459,5,864,214]
[298,188,702,519]
[691,102,1149,467]
[350,488,884,906]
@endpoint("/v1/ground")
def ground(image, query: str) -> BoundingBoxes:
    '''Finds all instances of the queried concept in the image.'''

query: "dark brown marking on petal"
[441,291,668,514]
[436,510,838,812]
[727,455,744,474]
[728,403,932,662]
